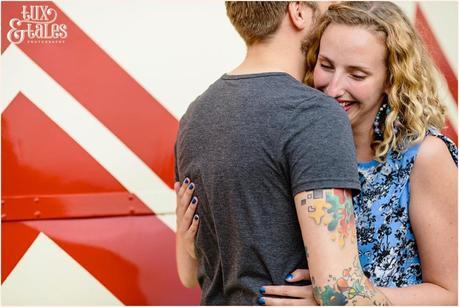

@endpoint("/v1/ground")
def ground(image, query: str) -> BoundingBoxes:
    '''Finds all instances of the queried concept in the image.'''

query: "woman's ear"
[384,83,390,96]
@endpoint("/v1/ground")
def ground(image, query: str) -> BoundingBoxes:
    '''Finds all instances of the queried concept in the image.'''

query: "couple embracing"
[175,2,457,305]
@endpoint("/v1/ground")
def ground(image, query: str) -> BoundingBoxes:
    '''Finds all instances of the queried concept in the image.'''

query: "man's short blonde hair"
[226,2,318,45]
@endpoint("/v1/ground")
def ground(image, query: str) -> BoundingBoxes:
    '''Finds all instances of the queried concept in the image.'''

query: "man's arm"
[295,189,391,305]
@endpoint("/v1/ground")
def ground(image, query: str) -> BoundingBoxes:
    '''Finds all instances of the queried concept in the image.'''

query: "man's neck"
[229,40,306,82]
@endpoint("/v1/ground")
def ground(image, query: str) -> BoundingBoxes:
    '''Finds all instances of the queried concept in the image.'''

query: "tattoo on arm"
[300,189,356,248]
[312,257,389,306]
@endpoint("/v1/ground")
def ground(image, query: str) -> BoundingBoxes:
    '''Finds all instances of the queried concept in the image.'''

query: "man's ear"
[287,2,312,30]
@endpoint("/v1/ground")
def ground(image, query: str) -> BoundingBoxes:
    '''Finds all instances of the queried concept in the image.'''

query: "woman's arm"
[383,135,457,305]
[378,284,455,305]
[175,180,200,288]
[261,269,457,305]
[261,136,457,305]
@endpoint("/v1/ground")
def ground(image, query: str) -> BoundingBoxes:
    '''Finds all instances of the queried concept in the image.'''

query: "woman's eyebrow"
[317,54,332,63]
[318,54,372,73]
[347,65,371,73]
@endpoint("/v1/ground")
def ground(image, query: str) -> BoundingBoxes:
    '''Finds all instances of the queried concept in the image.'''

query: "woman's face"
[313,23,388,132]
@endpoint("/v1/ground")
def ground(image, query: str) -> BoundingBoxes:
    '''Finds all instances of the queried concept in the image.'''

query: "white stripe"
[2,232,124,305]
[418,2,457,75]
[54,0,245,120]
[1,45,177,231]
[437,72,458,131]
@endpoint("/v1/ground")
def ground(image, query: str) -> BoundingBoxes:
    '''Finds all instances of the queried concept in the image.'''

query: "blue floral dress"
[354,129,457,287]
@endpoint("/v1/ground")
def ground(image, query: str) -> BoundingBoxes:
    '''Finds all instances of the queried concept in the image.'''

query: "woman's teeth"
[338,101,353,112]
[339,101,352,107]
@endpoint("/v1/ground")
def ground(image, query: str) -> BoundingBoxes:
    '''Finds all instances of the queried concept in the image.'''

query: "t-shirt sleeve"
[282,95,361,196]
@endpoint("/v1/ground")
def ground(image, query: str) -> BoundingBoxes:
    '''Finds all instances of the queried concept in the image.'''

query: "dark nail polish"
[285,273,293,280]
[191,196,197,204]
[257,296,265,305]
[194,214,199,220]
[189,183,194,190]
[259,287,265,294]
[183,178,189,184]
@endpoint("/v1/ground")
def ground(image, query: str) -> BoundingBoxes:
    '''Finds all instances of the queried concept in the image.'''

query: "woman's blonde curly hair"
[303,1,446,161]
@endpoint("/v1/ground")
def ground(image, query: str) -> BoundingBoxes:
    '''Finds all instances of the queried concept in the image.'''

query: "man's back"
[175,72,359,305]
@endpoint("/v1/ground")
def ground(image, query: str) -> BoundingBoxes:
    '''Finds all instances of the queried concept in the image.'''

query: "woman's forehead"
[319,24,387,67]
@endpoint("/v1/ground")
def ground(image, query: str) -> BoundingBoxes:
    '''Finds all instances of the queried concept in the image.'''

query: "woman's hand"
[175,178,199,260]
[259,269,318,306]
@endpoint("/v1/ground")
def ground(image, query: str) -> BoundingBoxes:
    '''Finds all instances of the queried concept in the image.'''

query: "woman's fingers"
[174,181,180,194]
[184,213,199,259]
[188,213,200,235]
[260,296,316,306]
[182,196,199,229]
[178,178,191,198]
[176,179,189,217]
[259,283,316,306]
[180,180,195,208]
[261,285,313,299]
[176,178,194,218]
[286,269,311,282]
[185,214,200,242]
[177,178,191,199]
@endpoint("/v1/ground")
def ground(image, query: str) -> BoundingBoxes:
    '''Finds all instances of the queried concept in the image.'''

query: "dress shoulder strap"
[427,128,458,166]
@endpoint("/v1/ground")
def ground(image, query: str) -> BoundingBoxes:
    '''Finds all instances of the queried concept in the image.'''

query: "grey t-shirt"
[175,72,360,305]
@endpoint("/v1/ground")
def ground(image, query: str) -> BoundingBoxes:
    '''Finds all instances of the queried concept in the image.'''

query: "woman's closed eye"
[350,73,367,81]
[319,62,334,70]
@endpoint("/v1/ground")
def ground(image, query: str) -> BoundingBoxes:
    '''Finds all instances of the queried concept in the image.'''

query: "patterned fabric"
[354,129,458,287]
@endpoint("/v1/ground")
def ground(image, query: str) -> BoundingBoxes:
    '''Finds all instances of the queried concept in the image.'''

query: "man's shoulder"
[281,85,348,123]
[294,86,343,111]
[181,73,346,124]
[179,76,225,119]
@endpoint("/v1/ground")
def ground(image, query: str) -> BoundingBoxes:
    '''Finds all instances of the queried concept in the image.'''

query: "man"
[175,2,390,305]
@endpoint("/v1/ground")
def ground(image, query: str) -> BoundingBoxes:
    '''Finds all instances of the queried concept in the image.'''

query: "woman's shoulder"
[417,135,453,161]
[409,132,457,215]
[413,131,458,173]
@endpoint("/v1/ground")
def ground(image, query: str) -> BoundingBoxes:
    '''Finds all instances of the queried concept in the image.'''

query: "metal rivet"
[129,206,135,214]
[34,211,41,218]
[1,213,6,219]
[128,195,134,201]
[33,197,39,203]
[1,200,4,205]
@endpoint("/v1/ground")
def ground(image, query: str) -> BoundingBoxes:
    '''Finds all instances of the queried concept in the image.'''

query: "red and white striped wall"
[1,1,456,305]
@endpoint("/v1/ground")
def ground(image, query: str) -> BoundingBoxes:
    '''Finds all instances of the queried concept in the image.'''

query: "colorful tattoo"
[301,189,356,248]
[311,258,388,305]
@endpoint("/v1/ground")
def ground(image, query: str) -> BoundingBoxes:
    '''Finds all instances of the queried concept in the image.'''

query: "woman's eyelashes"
[319,62,368,81]
[350,74,367,81]
[319,62,333,70]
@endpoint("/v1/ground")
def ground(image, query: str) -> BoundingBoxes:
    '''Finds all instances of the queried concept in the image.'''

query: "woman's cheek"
[313,69,327,89]
[350,80,377,102]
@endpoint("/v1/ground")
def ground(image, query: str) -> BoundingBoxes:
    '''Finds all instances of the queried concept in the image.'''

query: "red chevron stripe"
[20,216,200,305]
[415,4,457,143]
[1,3,187,303]
[1,222,40,282]
[415,4,458,103]
[1,1,178,188]
[2,93,127,197]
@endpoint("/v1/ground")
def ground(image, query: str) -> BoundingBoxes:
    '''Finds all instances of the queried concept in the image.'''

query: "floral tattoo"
[312,258,388,305]
[301,189,356,248]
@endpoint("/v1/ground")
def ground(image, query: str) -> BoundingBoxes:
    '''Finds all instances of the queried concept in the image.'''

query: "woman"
[175,2,457,305]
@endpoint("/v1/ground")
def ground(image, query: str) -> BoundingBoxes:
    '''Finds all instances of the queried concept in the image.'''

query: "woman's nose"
[324,75,345,98]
